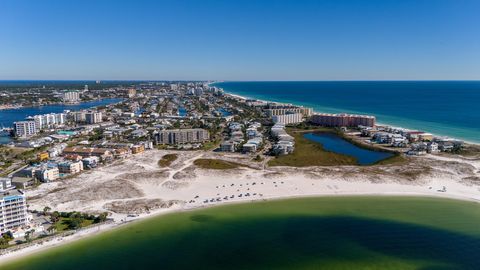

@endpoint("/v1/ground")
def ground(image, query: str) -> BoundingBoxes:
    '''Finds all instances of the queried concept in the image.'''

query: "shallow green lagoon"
[3,196,480,270]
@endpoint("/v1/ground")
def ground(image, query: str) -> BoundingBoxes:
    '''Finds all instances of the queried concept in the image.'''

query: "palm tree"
[46,225,56,235]
[43,206,51,215]
[25,229,35,243]
[50,211,60,223]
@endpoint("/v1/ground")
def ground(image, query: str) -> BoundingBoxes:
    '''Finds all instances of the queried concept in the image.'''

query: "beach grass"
[201,140,221,151]
[372,154,407,165]
[268,128,404,167]
[193,158,246,170]
[456,144,480,157]
[157,153,178,168]
[268,128,358,167]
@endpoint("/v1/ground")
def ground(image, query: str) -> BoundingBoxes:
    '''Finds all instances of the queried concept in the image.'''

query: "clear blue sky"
[1,0,479,80]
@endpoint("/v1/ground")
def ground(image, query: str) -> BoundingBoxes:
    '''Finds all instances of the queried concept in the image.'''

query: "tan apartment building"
[310,113,376,127]
[155,129,210,145]
[58,161,84,174]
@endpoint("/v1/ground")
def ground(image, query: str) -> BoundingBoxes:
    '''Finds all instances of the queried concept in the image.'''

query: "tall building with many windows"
[264,105,313,117]
[272,113,304,125]
[72,111,86,123]
[30,113,66,130]
[63,90,80,103]
[310,113,376,127]
[127,88,136,98]
[85,112,103,124]
[0,178,12,192]
[0,190,29,233]
[13,120,37,137]
[154,129,209,145]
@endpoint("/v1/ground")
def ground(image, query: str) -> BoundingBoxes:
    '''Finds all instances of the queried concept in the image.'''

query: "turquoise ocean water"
[214,81,480,143]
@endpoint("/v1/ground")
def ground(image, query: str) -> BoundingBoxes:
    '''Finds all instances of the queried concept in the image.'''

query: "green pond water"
[3,196,480,270]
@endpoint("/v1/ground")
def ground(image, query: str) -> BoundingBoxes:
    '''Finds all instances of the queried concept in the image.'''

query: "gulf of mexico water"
[214,81,480,143]
[2,196,480,270]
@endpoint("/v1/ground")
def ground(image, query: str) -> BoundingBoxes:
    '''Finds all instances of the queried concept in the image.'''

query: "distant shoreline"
[210,82,479,146]
[0,98,124,144]
[0,97,122,111]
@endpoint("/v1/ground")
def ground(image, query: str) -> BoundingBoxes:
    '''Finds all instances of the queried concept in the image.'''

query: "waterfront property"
[34,165,60,182]
[1,98,123,144]
[272,112,304,125]
[0,190,28,234]
[13,120,37,137]
[270,123,295,155]
[264,104,313,117]
[58,161,84,174]
[268,128,397,166]
[28,113,66,131]
[310,113,376,127]
[214,81,480,143]
[62,90,80,104]
[269,129,360,167]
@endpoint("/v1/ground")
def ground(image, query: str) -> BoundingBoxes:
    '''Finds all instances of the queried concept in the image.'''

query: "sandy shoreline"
[2,192,480,265]
[1,148,480,265]
[211,82,480,145]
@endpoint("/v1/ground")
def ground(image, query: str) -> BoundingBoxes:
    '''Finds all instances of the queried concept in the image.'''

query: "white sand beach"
[1,148,480,264]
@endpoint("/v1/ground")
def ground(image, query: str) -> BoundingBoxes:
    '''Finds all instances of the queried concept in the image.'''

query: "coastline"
[0,98,125,144]
[212,82,480,145]
[1,82,479,264]
[2,191,480,266]
[0,97,124,111]
[1,147,480,264]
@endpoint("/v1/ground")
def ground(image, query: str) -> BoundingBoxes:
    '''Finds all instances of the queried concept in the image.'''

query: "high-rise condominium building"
[310,113,376,127]
[63,91,80,103]
[264,105,313,117]
[155,129,210,145]
[272,113,304,125]
[0,190,29,233]
[31,113,66,130]
[13,121,37,137]
[85,112,103,124]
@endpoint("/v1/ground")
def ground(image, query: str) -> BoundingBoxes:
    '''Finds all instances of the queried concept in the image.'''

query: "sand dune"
[2,149,480,263]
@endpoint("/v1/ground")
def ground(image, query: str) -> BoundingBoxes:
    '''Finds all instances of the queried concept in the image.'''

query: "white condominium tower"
[31,113,66,130]
[0,190,29,233]
[13,120,37,137]
[63,90,80,103]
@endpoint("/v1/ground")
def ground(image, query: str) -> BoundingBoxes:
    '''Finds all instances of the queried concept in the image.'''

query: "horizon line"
[1,79,480,83]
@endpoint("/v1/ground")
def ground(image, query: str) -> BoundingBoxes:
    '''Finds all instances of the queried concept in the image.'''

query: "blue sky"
[1,0,479,80]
